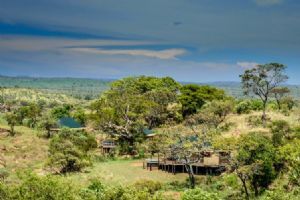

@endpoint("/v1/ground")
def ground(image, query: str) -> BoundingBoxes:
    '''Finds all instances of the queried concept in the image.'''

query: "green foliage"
[190,100,233,129]
[51,104,73,119]
[240,63,288,125]
[279,139,300,186]
[90,76,180,154]
[269,120,291,147]
[16,103,42,128]
[246,115,265,127]
[38,116,58,138]
[281,96,296,111]
[4,112,18,136]
[182,188,221,200]
[133,180,162,194]
[179,84,226,117]
[250,99,264,111]
[0,173,80,200]
[47,129,97,173]
[0,168,9,182]
[236,132,278,196]
[0,76,111,100]
[72,108,87,126]
[236,100,252,114]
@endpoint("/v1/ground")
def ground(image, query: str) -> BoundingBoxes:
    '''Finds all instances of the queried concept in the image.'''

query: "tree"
[72,108,87,126]
[38,116,58,138]
[187,100,233,129]
[162,125,208,189]
[234,132,278,198]
[271,87,290,110]
[51,104,73,119]
[240,63,288,126]
[47,129,97,173]
[16,103,42,128]
[179,84,226,118]
[5,112,18,136]
[90,76,180,154]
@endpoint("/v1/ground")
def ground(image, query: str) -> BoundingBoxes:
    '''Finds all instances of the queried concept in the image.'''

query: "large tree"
[240,63,288,125]
[179,84,226,118]
[90,76,180,154]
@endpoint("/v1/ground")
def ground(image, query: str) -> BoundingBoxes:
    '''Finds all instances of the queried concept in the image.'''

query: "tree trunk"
[262,100,267,127]
[253,181,259,197]
[242,179,249,200]
[237,172,249,200]
[10,125,15,136]
[275,94,281,110]
[185,164,195,189]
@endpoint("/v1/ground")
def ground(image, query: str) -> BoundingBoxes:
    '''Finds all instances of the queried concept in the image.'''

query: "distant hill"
[200,81,300,99]
[0,76,112,99]
[0,76,299,99]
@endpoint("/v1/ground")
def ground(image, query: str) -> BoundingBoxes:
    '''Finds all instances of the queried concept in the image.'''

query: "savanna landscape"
[1,64,300,200]
[1,1,300,199]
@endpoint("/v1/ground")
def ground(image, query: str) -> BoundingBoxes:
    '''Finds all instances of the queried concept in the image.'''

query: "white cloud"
[254,0,284,6]
[0,35,156,51]
[237,61,259,69]
[70,47,186,60]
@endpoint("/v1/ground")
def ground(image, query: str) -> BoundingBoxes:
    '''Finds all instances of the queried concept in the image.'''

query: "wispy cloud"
[69,47,186,60]
[237,61,259,69]
[0,35,155,52]
[254,0,284,6]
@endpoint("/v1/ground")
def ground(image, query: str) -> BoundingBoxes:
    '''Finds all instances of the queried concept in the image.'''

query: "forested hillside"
[2,76,300,100]
[0,76,112,99]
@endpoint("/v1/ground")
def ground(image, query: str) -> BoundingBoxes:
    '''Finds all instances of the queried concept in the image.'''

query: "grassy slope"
[0,119,49,182]
[0,115,187,186]
[1,109,298,187]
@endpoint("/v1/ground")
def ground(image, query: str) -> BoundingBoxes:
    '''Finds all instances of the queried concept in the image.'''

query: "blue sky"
[0,0,299,83]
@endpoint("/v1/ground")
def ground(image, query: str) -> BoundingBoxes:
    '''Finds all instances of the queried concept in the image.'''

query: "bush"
[133,180,162,194]
[0,168,9,182]
[1,173,80,200]
[182,188,221,200]
[236,100,252,114]
[247,115,264,127]
[250,99,264,111]
[47,129,97,173]
[269,120,291,147]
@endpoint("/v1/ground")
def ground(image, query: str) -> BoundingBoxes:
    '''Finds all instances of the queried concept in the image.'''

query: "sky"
[0,0,300,83]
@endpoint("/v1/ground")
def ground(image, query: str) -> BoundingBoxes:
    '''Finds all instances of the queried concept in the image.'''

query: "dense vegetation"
[1,63,300,199]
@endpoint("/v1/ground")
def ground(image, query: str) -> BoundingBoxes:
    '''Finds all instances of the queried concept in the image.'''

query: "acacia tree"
[240,63,288,125]
[162,124,210,189]
[271,87,290,110]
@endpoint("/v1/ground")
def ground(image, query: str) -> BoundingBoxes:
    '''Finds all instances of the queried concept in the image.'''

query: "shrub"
[246,115,264,127]
[47,129,97,173]
[0,168,9,182]
[133,180,162,194]
[250,99,264,111]
[236,100,252,114]
[182,188,221,200]
[269,120,291,147]
[1,173,80,200]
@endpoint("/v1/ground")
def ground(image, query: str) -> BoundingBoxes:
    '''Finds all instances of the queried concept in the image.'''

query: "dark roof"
[58,117,82,128]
